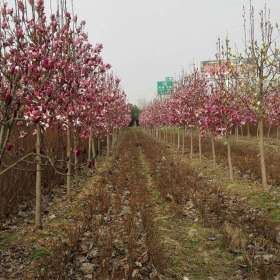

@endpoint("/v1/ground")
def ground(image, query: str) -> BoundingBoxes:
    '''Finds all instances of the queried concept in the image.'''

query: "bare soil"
[1,128,280,279]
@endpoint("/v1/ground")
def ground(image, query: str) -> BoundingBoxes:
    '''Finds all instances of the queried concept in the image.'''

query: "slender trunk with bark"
[177,127,180,150]
[247,124,250,138]
[66,126,71,198]
[257,122,260,138]
[92,136,96,160]
[91,137,96,168]
[240,125,244,137]
[198,130,202,161]
[74,133,78,186]
[0,125,12,163]
[98,138,101,156]
[35,124,42,228]
[235,127,239,141]
[211,134,216,169]
[267,125,271,138]
[88,128,92,163]
[227,137,233,181]
[112,129,116,148]
[107,134,110,156]
[0,125,5,154]
[258,118,268,189]
[168,128,170,144]
[190,128,193,160]
[182,127,185,154]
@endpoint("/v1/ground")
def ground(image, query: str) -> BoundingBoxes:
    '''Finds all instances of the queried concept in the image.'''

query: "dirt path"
[1,129,280,279]
[66,132,160,279]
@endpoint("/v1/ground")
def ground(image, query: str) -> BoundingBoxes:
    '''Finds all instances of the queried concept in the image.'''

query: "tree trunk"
[190,128,193,160]
[198,130,202,161]
[74,133,78,187]
[0,125,5,156]
[88,128,92,163]
[0,125,12,163]
[168,129,170,143]
[257,122,260,138]
[235,127,239,141]
[227,137,233,181]
[66,126,72,198]
[177,127,180,150]
[267,125,271,138]
[107,134,110,156]
[112,129,115,149]
[35,124,42,228]
[92,136,96,160]
[211,134,216,169]
[258,118,268,189]
[247,124,250,138]
[98,138,101,156]
[182,127,185,154]
[91,137,96,167]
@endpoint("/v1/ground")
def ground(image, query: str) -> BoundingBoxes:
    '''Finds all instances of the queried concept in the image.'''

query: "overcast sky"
[73,0,279,105]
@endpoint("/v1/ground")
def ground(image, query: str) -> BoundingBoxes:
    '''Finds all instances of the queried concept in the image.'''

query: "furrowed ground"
[1,128,280,279]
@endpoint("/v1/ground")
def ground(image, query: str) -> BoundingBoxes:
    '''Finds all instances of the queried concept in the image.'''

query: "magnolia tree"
[88,74,130,157]
[201,38,244,179]
[0,0,130,228]
[239,3,280,189]
[265,92,280,138]
[174,71,207,158]
[0,1,29,162]
[201,87,242,176]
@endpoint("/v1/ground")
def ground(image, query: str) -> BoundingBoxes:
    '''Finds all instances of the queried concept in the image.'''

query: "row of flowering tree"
[140,3,280,189]
[140,61,279,188]
[0,0,131,228]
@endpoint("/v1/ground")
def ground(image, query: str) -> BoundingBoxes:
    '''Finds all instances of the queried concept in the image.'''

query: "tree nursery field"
[1,0,280,280]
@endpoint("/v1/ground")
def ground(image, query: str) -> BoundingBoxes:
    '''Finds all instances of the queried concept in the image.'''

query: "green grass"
[0,233,17,249]
[31,246,50,260]
[247,191,280,223]
[149,197,239,279]
[185,155,280,224]
[139,151,241,280]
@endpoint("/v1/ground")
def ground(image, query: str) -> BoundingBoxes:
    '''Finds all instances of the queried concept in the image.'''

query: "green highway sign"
[157,81,167,95]
[157,77,174,96]
[165,77,173,91]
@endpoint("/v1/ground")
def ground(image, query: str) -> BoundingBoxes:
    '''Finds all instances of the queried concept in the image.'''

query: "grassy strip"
[138,149,242,280]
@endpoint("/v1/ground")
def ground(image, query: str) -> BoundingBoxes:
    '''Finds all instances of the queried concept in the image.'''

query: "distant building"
[200,58,252,89]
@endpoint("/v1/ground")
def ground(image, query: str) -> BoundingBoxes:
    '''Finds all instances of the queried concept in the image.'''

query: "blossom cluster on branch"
[0,0,131,160]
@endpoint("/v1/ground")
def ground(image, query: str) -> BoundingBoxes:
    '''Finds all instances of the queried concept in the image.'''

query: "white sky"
[70,1,279,104]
